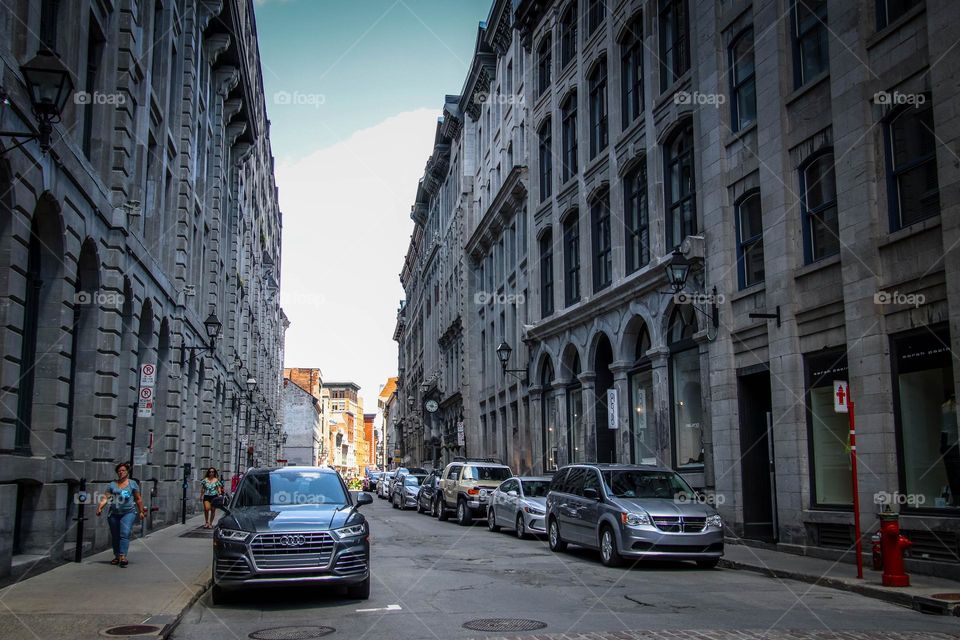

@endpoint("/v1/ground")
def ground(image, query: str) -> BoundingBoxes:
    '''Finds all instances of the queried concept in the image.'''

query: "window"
[82,17,105,159]
[668,306,703,469]
[538,119,553,201]
[560,4,577,68]
[586,0,605,35]
[505,60,513,95]
[588,59,608,158]
[591,192,612,291]
[624,160,650,273]
[563,213,580,306]
[561,92,578,181]
[792,0,828,88]
[735,190,764,288]
[886,102,939,230]
[567,365,585,463]
[891,326,957,511]
[664,121,696,249]
[621,18,644,129]
[805,350,851,506]
[729,28,756,131]
[800,151,839,263]
[537,35,552,97]
[629,326,655,464]
[876,0,919,30]
[658,0,689,91]
[540,231,555,317]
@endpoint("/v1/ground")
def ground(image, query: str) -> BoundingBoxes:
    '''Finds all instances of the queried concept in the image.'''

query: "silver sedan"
[487,476,551,539]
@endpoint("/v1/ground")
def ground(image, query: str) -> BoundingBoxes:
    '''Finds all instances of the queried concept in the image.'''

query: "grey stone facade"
[398,0,960,576]
[0,0,284,578]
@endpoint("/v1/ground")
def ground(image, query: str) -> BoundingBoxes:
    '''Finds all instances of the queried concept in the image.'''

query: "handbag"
[212,493,230,509]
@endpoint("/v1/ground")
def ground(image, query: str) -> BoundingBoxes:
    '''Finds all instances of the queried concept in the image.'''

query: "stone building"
[281,378,321,466]
[398,0,960,576]
[0,0,284,578]
[322,382,366,475]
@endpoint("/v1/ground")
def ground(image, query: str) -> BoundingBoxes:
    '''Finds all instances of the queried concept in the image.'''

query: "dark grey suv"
[212,467,373,603]
[546,464,723,567]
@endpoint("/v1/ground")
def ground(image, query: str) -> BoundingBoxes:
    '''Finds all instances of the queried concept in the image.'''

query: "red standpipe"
[848,399,863,579]
[879,511,912,587]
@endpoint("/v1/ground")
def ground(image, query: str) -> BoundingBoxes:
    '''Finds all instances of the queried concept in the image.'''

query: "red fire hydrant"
[871,533,882,571]
[879,511,912,587]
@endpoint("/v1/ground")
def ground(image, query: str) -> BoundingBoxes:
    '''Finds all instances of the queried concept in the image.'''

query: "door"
[738,369,776,541]
[498,479,519,522]
[559,467,586,542]
[576,469,602,547]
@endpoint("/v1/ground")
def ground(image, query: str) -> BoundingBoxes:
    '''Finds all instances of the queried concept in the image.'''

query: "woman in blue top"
[96,462,146,567]
[200,467,224,529]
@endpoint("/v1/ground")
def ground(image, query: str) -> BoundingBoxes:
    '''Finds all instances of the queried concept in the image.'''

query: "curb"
[718,558,960,616]
[157,576,212,639]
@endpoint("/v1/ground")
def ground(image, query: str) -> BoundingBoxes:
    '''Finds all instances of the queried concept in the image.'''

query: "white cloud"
[278,108,438,409]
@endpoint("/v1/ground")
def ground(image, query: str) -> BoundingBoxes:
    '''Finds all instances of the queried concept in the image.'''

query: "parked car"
[437,458,513,525]
[416,471,442,515]
[377,471,397,499]
[487,476,551,538]
[363,472,382,492]
[211,466,373,604]
[545,463,723,568]
[392,473,426,510]
[389,467,427,503]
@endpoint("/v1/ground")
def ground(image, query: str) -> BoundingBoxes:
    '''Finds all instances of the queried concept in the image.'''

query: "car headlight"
[523,505,545,515]
[621,511,651,527]
[217,528,251,542]
[706,514,723,529]
[333,523,367,539]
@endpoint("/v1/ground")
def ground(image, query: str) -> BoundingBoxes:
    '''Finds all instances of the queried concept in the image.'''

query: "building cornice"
[515,0,552,49]
[458,25,497,121]
[465,165,528,261]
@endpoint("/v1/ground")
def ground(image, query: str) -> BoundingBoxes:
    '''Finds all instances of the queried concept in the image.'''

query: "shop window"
[805,350,852,507]
[629,325,655,464]
[668,306,703,469]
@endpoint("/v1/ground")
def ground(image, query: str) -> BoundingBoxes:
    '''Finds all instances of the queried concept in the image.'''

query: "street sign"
[137,363,156,417]
[607,388,619,429]
[140,363,156,386]
[456,421,464,446]
[833,380,849,413]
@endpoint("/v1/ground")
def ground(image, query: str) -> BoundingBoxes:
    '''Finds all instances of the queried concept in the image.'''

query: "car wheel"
[346,576,370,600]
[548,518,567,552]
[210,584,232,605]
[416,498,425,514]
[696,558,720,569]
[516,514,527,540]
[599,527,623,568]
[437,497,449,521]
[487,508,500,532]
[391,493,398,509]
[457,499,472,526]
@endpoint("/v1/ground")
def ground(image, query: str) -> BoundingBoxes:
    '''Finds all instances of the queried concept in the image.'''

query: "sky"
[254,0,491,410]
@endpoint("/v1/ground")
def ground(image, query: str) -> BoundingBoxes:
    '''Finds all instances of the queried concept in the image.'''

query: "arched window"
[885,101,939,230]
[735,189,764,288]
[664,120,696,248]
[562,212,580,306]
[539,231,555,317]
[537,35,552,97]
[591,190,612,291]
[621,16,644,128]
[800,150,839,263]
[624,158,649,273]
[659,0,689,91]
[537,118,553,201]
[588,58,608,158]
[559,4,577,68]
[668,305,702,469]
[729,28,756,131]
[586,0,605,35]
[560,92,578,181]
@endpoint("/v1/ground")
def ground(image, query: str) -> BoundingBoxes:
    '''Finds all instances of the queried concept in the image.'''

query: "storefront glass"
[567,386,585,462]
[893,327,958,510]
[630,369,656,464]
[671,347,703,467]
[806,351,851,506]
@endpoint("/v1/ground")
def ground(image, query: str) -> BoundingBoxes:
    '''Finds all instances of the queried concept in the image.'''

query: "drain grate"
[100,624,163,637]
[179,527,214,539]
[248,626,335,640]
[461,619,547,632]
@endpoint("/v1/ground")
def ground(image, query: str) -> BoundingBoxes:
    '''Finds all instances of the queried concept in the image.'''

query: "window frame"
[561,92,578,182]
[537,34,553,97]
[664,120,697,249]
[620,17,644,130]
[560,3,578,69]
[735,189,764,289]
[799,149,840,264]
[538,118,553,201]
[883,101,940,231]
[562,212,581,307]
[624,159,650,274]
[586,0,605,36]
[791,0,829,89]
[875,0,920,30]
[658,0,690,92]
[728,27,756,132]
[588,58,609,159]
[540,231,555,318]
[591,191,612,292]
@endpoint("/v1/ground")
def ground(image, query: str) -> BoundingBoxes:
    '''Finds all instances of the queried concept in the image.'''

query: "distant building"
[281,379,322,466]
[322,382,367,476]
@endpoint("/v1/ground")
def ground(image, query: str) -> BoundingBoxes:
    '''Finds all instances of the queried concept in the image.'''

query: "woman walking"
[200,467,224,529]
[96,462,146,567]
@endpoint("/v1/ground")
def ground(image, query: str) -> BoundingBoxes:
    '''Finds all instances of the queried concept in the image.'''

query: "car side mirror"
[356,492,373,506]
[583,488,600,501]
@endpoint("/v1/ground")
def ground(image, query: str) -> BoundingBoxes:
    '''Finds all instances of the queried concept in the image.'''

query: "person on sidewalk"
[96,462,146,567]
[200,467,224,529]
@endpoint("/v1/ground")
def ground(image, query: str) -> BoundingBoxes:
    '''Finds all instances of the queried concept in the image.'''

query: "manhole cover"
[462,619,547,632]
[101,625,163,637]
[248,627,335,640]
[931,593,960,601]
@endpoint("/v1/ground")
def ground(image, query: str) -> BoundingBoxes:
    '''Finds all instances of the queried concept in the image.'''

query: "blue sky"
[256,1,491,408]
[255,0,491,158]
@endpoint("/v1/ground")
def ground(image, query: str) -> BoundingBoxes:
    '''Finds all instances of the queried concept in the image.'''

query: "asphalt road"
[172,496,958,640]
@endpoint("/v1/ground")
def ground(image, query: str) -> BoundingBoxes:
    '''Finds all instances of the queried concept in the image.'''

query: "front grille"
[652,516,706,533]
[334,551,367,575]
[632,541,723,553]
[251,532,336,570]
[215,557,251,579]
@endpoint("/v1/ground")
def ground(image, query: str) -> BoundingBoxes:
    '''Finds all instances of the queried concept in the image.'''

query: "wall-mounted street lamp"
[496,341,528,384]
[1,48,75,155]
[663,247,719,330]
[179,310,223,365]
[407,396,415,410]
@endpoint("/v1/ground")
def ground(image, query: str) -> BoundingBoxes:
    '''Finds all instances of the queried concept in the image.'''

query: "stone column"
[528,385,543,473]
[578,371,597,462]
[0,484,16,578]
[610,361,632,464]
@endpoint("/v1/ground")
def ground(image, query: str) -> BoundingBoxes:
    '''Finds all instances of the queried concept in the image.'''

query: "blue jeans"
[108,512,137,557]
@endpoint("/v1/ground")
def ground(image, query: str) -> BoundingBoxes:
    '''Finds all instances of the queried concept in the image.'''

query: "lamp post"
[496,341,528,383]
[180,310,223,365]
[1,48,76,155]
[235,376,257,477]
[663,247,719,329]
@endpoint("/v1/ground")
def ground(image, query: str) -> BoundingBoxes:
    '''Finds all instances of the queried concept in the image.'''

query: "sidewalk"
[720,541,960,615]
[0,515,211,640]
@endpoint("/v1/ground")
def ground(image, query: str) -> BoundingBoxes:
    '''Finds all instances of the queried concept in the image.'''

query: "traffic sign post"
[835,379,863,579]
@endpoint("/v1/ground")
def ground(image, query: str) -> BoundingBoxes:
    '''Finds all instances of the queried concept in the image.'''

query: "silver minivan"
[545,463,723,567]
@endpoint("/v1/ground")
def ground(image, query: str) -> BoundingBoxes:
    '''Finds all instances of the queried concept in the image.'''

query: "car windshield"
[404,475,423,486]
[234,470,349,507]
[601,470,694,500]
[463,466,511,481]
[521,480,550,497]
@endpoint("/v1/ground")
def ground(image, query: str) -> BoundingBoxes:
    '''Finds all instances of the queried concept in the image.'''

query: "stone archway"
[67,238,102,458]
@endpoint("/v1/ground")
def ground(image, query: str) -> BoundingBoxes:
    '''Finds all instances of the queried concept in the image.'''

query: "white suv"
[436,458,513,526]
